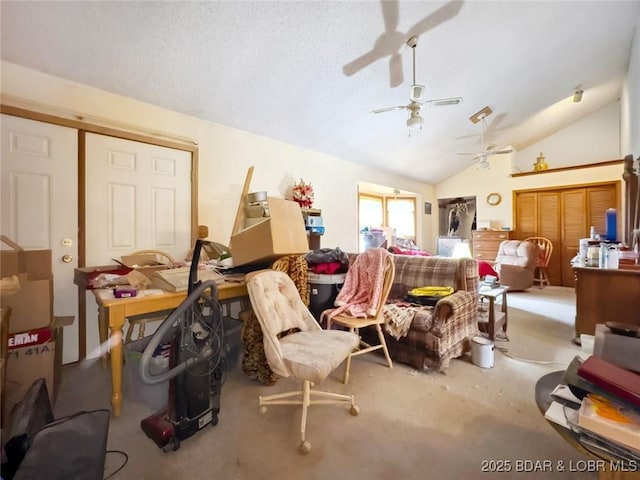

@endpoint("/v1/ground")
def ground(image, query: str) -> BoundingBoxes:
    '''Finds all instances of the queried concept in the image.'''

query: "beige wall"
[0,61,435,254]
[515,102,620,171]
[621,7,640,159]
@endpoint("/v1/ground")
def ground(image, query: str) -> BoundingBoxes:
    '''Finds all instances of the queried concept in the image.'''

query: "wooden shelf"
[510,159,623,178]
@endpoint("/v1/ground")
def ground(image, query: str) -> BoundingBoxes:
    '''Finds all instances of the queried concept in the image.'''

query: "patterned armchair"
[356,254,480,372]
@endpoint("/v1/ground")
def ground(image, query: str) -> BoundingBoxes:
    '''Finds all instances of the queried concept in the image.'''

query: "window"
[358,195,384,231]
[387,197,415,239]
[358,193,416,251]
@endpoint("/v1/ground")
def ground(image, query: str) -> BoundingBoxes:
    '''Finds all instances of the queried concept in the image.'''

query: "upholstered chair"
[245,270,360,454]
[492,240,537,291]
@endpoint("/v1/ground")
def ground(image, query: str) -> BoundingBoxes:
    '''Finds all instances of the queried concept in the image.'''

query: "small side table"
[478,284,508,340]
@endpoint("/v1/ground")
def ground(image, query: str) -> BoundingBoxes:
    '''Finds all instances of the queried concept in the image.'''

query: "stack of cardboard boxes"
[0,237,71,425]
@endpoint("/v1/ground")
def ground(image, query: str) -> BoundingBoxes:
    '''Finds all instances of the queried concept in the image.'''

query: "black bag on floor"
[2,378,54,479]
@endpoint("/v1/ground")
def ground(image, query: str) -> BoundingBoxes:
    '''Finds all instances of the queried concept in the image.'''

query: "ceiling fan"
[370,36,463,131]
[457,106,513,168]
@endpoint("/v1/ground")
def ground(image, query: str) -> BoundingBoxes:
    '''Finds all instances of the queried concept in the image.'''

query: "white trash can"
[471,336,495,368]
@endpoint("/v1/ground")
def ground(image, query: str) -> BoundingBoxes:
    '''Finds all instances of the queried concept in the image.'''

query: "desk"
[478,285,508,340]
[535,371,640,480]
[573,266,640,342]
[93,281,248,417]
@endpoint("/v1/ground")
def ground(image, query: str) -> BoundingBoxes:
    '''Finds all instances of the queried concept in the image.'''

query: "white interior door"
[84,133,192,358]
[0,114,79,364]
[84,133,192,264]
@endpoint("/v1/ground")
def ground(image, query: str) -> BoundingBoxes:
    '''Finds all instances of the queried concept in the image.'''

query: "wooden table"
[478,284,508,340]
[93,281,248,417]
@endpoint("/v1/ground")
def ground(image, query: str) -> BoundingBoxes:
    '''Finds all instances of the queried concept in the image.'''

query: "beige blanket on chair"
[382,302,434,340]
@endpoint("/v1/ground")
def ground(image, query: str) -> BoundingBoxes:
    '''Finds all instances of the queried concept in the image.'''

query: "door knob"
[62,254,73,263]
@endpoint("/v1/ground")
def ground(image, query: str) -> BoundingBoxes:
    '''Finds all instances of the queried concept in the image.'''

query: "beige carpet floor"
[54,286,598,479]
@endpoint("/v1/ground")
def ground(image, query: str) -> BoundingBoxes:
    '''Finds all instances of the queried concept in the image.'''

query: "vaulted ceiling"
[2,1,639,184]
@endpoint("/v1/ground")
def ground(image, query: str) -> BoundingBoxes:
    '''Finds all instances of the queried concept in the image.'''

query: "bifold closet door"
[515,182,619,287]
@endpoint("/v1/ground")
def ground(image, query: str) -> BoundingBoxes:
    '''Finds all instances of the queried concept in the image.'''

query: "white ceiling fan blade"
[423,96,463,107]
[485,145,514,155]
[371,105,407,114]
[457,152,482,156]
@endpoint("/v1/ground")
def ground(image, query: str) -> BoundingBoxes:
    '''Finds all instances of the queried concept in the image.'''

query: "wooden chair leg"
[375,324,393,369]
[138,322,146,340]
[125,323,133,343]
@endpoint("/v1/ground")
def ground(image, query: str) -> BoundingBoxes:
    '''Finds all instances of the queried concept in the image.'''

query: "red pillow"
[389,245,431,256]
[478,260,499,279]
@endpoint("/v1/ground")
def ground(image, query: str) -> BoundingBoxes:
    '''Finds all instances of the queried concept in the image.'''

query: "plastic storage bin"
[221,316,242,373]
[124,335,170,411]
[308,273,346,322]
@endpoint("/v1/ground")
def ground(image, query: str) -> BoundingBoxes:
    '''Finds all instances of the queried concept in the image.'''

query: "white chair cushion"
[279,330,358,384]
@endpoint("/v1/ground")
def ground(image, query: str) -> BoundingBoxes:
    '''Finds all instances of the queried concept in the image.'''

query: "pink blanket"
[325,248,390,319]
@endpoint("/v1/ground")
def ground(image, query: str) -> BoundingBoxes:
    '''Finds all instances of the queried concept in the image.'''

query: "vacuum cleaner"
[139,239,224,452]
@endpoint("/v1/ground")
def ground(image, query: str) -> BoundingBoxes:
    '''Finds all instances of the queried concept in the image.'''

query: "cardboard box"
[2,316,73,426]
[230,197,309,266]
[120,253,171,278]
[1,237,53,333]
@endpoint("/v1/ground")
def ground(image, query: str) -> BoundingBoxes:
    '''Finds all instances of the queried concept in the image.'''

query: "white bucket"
[471,336,495,368]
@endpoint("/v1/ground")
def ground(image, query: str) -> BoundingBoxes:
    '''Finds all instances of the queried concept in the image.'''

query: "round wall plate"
[487,192,502,206]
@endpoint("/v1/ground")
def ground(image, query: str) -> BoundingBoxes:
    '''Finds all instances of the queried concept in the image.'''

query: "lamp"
[477,158,490,170]
[406,112,423,130]
[573,89,583,103]
[451,242,472,258]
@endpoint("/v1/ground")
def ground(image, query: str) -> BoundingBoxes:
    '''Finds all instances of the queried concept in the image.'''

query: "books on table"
[577,356,640,409]
[578,394,640,451]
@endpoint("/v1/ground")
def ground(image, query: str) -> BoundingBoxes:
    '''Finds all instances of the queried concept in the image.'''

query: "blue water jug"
[605,208,617,242]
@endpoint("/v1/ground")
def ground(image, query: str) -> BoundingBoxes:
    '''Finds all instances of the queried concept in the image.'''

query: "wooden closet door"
[587,185,618,240]
[516,192,537,238]
[561,188,586,287]
[538,191,561,285]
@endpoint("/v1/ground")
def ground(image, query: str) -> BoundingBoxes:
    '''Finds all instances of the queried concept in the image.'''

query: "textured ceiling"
[1,1,639,184]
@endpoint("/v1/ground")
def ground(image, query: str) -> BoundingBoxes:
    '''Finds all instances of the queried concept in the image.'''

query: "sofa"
[491,240,537,291]
[360,254,480,372]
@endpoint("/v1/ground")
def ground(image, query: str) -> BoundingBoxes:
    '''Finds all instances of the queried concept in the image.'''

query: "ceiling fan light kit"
[407,113,423,130]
